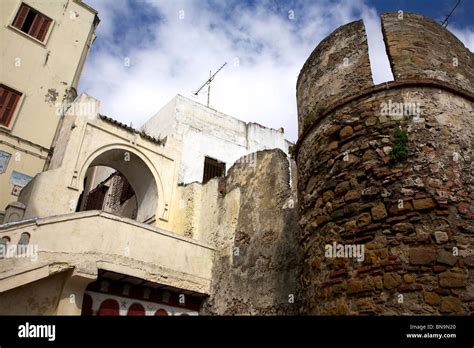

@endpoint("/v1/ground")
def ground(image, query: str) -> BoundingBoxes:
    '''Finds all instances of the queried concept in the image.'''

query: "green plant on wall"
[389,127,409,167]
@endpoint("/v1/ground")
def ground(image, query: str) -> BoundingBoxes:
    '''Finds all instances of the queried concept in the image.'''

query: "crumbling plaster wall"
[0,271,70,315]
[296,13,473,315]
[191,149,301,315]
[0,210,216,315]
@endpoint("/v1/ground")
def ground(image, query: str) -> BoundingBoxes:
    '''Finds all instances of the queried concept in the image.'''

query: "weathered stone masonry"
[296,13,473,315]
[202,150,301,315]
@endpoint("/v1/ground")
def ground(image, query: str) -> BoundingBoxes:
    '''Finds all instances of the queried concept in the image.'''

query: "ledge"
[295,78,474,161]
[0,210,215,251]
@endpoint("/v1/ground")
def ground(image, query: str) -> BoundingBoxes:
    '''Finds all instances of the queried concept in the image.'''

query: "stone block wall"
[296,20,373,136]
[296,13,473,315]
[382,12,473,94]
[202,150,301,314]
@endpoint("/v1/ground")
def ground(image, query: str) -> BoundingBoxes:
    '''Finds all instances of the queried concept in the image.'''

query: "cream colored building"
[142,94,292,184]
[0,1,298,316]
[0,0,99,220]
[0,88,295,315]
[0,42,294,315]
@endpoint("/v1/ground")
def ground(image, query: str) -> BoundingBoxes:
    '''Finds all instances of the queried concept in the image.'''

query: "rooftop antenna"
[441,0,462,28]
[193,62,227,107]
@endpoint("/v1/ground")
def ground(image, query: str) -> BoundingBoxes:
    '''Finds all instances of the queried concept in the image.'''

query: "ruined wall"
[296,20,373,136]
[296,14,473,315]
[201,150,301,314]
[382,12,473,94]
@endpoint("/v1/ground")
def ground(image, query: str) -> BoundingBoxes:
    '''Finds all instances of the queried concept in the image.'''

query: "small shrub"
[389,127,409,167]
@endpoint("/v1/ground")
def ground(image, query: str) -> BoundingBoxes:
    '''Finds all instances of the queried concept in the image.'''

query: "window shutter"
[0,89,13,126]
[0,86,21,127]
[37,17,51,42]
[0,87,7,123]
[29,14,43,39]
[1,93,19,127]
[203,157,226,183]
[0,86,6,112]
[12,5,29,29]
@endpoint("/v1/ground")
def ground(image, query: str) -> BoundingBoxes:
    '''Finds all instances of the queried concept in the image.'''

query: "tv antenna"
[441,0,462,28]
[193,62,227,107]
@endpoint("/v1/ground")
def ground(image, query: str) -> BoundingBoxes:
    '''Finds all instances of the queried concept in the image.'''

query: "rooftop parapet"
[381,12,473,95]
[296,20,373,135]
[297,12,473,137]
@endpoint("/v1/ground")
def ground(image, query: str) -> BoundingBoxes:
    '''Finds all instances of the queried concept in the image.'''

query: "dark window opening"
[84,185,108,211]
[0,84,22,127]
[18,232,30,246]
[79,168,138,220]
[21,10,36,33]
[12,3,52,42]
[202,156,225,184]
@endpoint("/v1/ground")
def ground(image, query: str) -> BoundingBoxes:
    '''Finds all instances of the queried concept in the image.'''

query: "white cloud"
[361,7,394,84]
[449,26,474,51]
[78,1,472,143]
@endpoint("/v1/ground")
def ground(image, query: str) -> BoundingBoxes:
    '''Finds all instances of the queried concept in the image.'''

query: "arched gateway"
[17,93,174,227]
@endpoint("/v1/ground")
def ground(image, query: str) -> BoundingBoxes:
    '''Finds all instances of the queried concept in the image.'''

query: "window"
[97,299,119,316]
[127,303,145,316]
[203,156,226,184]
[18,232,30,245]
[0,85,22,127]
[84,185,108,210]
[0,237,10,259]
[12,3,52,42]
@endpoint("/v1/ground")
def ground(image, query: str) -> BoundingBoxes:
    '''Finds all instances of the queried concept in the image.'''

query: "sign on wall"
[11,185,22,197]
[0,151,11,174]
[9,170,33,188]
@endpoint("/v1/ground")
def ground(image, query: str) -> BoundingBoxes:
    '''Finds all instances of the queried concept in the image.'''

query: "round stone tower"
[295,13,473,315]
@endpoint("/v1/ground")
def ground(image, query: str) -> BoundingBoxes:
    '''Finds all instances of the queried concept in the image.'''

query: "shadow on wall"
[78,149,158,223]
[202,149,302,315]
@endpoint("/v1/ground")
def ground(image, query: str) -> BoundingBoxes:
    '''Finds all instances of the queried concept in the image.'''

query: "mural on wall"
[9,171,32,188]
[0,151,11,174]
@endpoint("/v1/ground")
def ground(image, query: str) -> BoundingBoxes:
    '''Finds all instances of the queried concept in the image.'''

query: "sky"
[79,0,474,143]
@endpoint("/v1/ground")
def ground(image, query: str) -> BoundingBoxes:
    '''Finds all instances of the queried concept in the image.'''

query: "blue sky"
[367,0,473,27]
[80,0,473,142]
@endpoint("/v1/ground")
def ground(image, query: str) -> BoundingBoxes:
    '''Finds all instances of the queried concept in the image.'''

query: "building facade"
[0,10,472,317]
[0,90,298,315]
[0,0,297,314]
[142,94,292,185]
[0,0,99,219]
